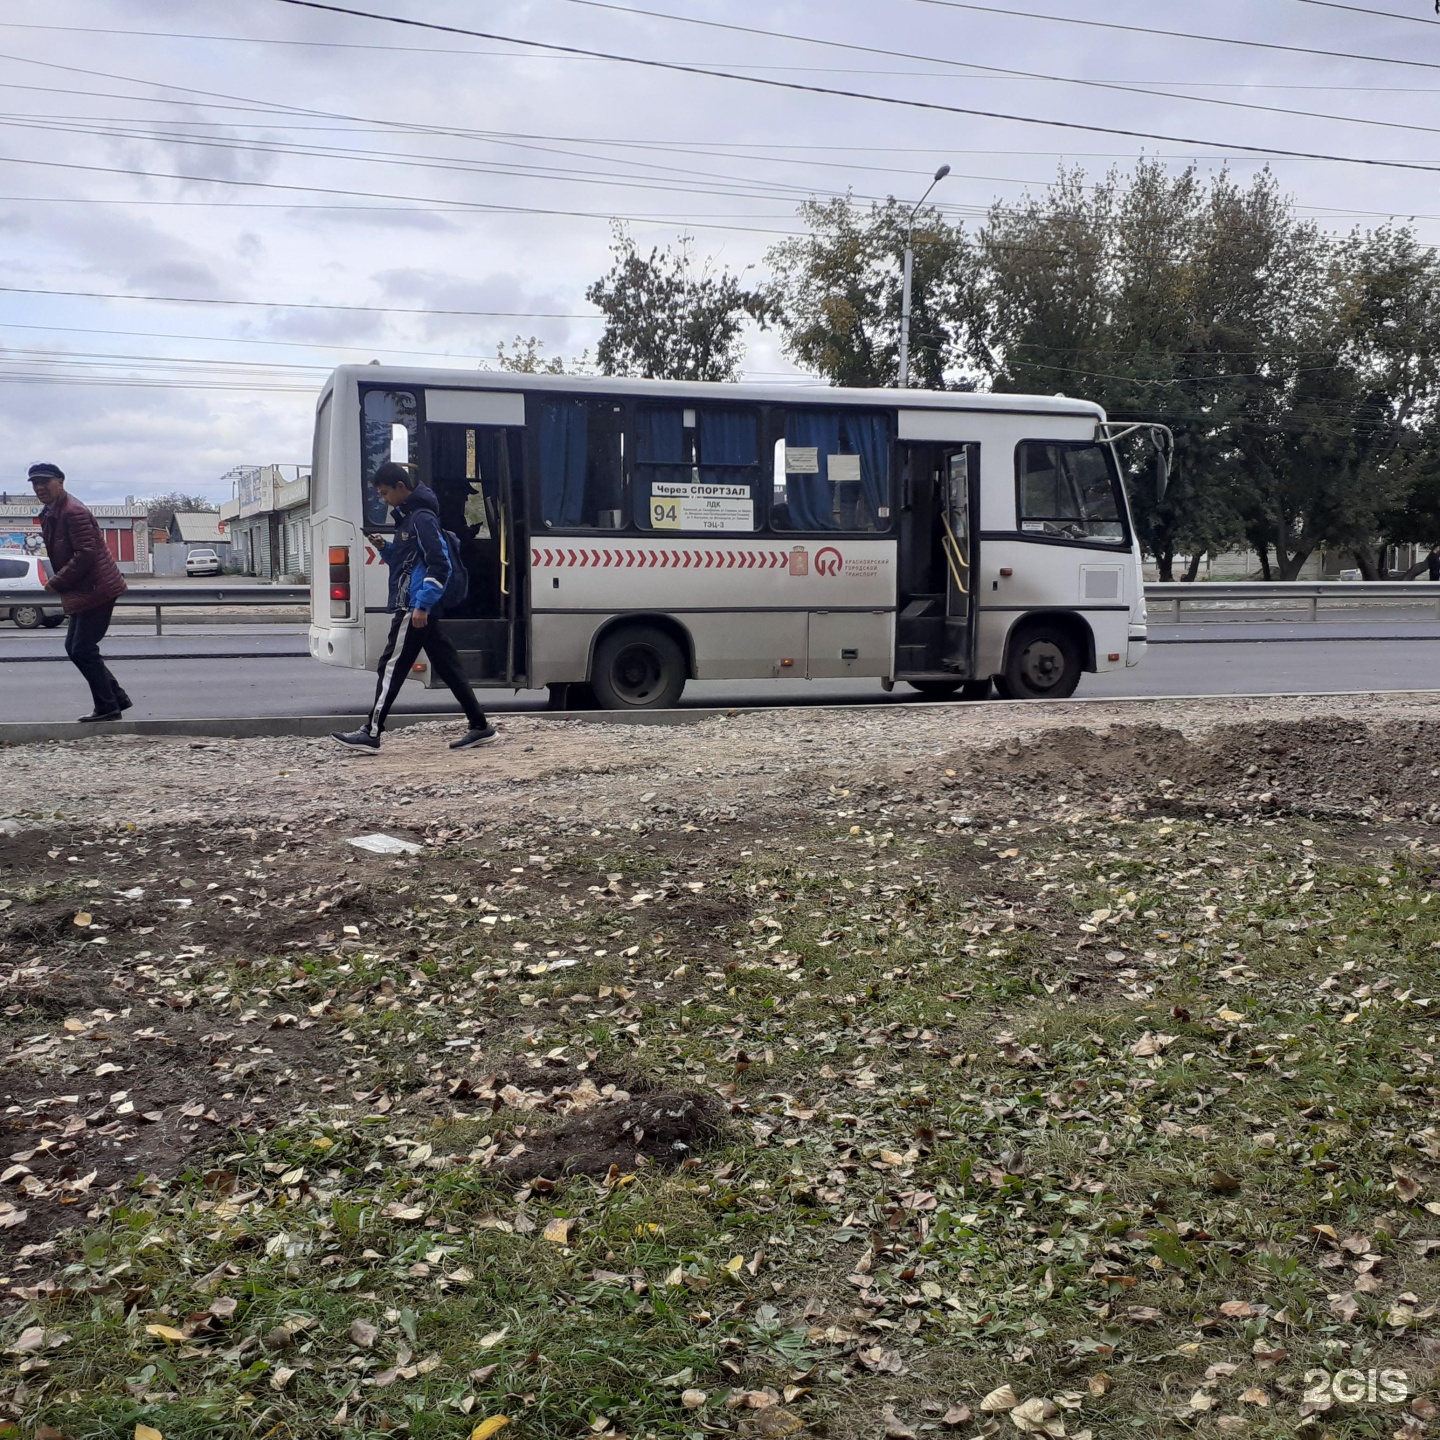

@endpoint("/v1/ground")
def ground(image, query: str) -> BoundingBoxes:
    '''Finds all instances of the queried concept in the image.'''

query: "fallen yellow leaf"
[980,1385,1019,1414]
[542,1217,573,1244]
[135,1427,164,1440]
[144,1324,188,1343]
[72,912,91,928]
[470,1419,511,1440]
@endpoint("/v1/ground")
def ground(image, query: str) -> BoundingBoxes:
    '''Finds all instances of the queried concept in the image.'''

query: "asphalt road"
[2,623,1437,723]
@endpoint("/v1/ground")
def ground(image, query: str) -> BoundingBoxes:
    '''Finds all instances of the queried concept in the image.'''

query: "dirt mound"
[967,717,1440,822]
[495,1091,722,1180]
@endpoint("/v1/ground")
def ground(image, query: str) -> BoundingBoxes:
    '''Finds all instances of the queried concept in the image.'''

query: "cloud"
[264,308,388,347]
[0,379,314,506]
[371,266,588,345]
[290,207,461,234]
[0,0,1427,516]
[121,260,223,295]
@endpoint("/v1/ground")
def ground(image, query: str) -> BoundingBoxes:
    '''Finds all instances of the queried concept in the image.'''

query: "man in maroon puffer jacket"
[30,462,132,722]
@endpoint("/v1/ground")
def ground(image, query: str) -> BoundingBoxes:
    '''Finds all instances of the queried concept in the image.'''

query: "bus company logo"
[789,546,809,576]
[814,547,844,577]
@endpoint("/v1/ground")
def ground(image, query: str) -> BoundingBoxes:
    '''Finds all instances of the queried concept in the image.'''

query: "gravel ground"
[2,692,1439,839]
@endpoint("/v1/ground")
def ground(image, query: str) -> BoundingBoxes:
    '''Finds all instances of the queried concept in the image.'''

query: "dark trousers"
[366,610,488,737]
[65,602,127,714]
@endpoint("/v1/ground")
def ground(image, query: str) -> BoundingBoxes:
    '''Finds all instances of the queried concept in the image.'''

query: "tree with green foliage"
[617,162,1440,579]
[1327,227,1440,578]
[764,197,970,390]
[966,163,1299,578]
[492,336,574,375]
[139,491,219,529]
[586,226,766,381]
[964,162,1440,580]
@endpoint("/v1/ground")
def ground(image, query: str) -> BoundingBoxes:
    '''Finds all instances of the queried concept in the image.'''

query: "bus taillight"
[328,545,351,619]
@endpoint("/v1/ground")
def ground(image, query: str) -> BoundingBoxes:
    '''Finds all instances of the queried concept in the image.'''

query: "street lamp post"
[898,163,950,388]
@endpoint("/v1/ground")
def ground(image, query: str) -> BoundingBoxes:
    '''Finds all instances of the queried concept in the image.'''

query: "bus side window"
[1016,441,1124,543]
[538,399,625,529]
[771,409,891,533]
[635,405,759,532]
[361,388,419,527]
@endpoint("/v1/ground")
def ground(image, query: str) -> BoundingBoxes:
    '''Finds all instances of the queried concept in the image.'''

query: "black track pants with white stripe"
[366,610,490,737]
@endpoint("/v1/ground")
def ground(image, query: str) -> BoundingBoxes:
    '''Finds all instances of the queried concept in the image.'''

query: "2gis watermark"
[1304,1368,1411,1406]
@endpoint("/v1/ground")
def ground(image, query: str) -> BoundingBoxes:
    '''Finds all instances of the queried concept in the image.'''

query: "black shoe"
[331,728,380,751]
[450,724,497,750]
[78,709,122,723]
[116,693,133,713]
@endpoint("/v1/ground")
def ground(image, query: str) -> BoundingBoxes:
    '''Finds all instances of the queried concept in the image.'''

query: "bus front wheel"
[994,624,1082,700]
[591,625,687,710]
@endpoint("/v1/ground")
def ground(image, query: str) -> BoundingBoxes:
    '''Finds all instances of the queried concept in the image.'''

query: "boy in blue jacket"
[332,462,496,751]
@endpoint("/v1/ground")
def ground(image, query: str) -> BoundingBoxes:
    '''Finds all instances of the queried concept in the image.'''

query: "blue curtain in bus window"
[636,407,685,464]
[634,407,687,527]
[784,410,843,530]
[697,409,756,471]
[538,399,587,528]
[845,413,890,528]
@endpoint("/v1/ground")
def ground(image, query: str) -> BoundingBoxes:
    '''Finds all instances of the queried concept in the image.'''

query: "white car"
[185,548,223,577]
[0,552,64,629]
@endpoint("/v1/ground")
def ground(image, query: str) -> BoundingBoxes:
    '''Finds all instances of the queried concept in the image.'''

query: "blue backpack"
[438,528,469,610]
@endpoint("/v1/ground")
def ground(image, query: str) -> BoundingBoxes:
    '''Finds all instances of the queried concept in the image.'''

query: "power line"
[2,22,1435,92]
[904,0,1440,72]
[0,283,593,319]
[0,114,862,210]
[0,155,812,236]
[547,0,1440,140]
[0,319,574,361]
[264,0,1440,173]
[1294,0,1440,22]
[0,54,1402,180]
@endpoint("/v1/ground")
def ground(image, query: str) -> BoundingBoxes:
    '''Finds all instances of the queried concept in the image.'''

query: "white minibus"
[307,367,1166,708]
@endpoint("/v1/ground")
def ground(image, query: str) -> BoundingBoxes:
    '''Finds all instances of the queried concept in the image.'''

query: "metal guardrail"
[0,583,309,635]
[1147,580,1440,623]
[3,580,1439,638]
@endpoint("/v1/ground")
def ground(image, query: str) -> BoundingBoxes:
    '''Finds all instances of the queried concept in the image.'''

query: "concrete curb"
[0,708,729,745]
[0,714,461,745]
[3,688,1439,746]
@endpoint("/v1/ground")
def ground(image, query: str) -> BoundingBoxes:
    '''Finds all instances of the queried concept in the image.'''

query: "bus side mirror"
[1154,449,1169,503]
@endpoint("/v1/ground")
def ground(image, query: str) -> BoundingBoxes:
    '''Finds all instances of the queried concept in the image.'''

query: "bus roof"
[322,365,1106,420]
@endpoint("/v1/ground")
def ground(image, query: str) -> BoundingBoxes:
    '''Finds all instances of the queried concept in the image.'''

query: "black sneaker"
[78,709,122,723]
[449,724,497,750]
[331,728,380,751]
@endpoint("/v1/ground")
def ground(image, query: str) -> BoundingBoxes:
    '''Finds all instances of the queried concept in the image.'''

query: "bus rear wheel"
[995,624,1082,700]
[591,625,686,710]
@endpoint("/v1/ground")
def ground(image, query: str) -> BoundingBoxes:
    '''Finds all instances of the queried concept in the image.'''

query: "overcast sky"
[0,0,1435,504]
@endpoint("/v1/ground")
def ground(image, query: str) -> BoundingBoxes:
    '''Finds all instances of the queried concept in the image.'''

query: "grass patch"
[2,809,1439,1438]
